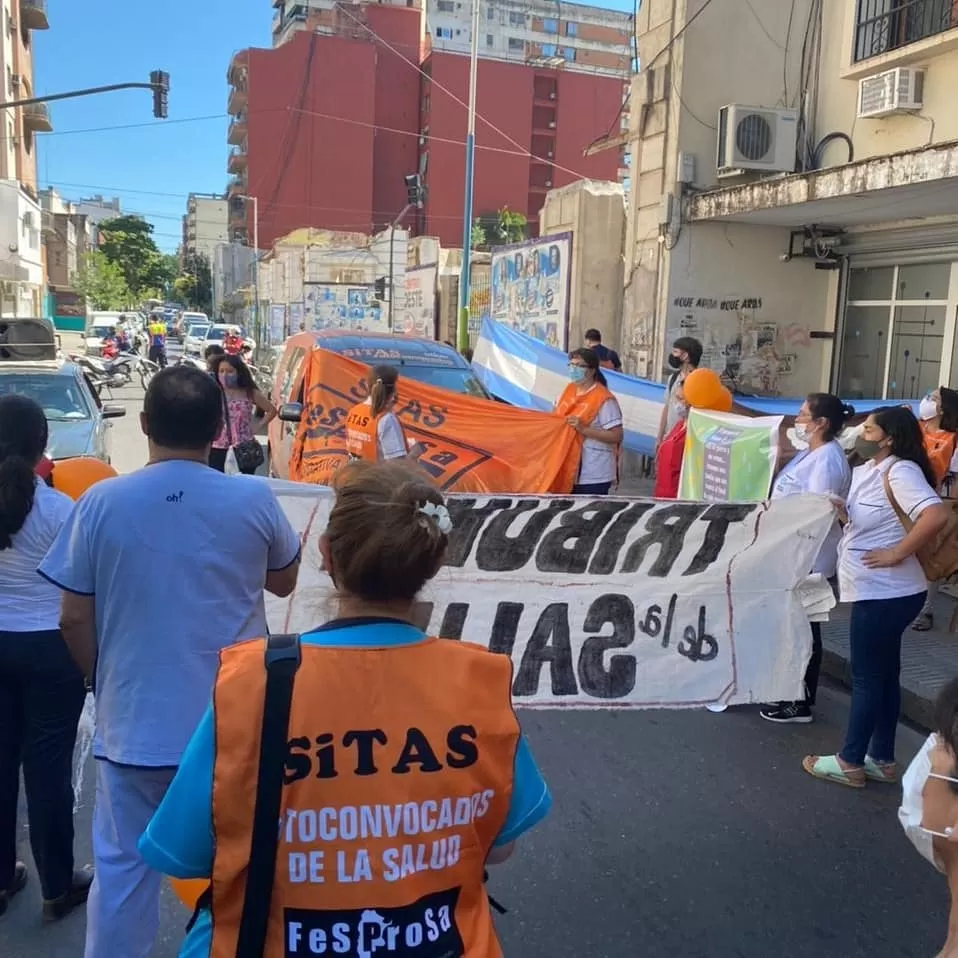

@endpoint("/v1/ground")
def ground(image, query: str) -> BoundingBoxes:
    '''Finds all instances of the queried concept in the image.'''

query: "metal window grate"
[854,0,957,62]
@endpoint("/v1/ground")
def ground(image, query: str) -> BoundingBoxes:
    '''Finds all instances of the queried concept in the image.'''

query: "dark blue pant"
[840,592,925,766]
[0,628,86,899]
[573,482,613,496]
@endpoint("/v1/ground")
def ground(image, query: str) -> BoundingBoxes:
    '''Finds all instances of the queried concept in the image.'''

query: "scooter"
[69,351,151,394]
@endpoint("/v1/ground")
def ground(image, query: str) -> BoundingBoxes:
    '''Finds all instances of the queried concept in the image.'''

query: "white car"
[184,324,211,356]
[205,324,256,353]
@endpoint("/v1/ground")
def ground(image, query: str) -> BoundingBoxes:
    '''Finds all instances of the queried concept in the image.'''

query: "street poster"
[490,232,571,350]
[304,282,386,333]
[269,304,287,346]
[265,482,836,709]
[399,265,437,339]
[679,409,783,502]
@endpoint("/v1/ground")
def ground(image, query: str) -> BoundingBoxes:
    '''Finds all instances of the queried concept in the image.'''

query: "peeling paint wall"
[666,223,835,396]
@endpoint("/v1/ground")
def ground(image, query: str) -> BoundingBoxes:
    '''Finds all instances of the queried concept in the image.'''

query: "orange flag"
[289,349,580,493]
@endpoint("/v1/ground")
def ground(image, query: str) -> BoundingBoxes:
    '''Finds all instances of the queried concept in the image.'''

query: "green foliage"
[474,207,528,249]
[470,219,486,250]
[175,252,213,315]
[97,215,173,298]
[75,250,130,310]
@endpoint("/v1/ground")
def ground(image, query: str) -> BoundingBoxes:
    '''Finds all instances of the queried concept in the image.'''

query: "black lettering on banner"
[677,606,719,662]
[489,602,524,656]
[438,603,469,640]
[587,502,656,574]
[512,603,577,697]
[444,498,513,567]
[578,594,636,699]
[476,498,572,572]
[683,504,757,575]
[621,503,707,576]
[284,887,463,958]
[285,736,312,785]
[445,724,479,768]
[391,728,444,774]
[342,729,387,776]
[637,593,677,649]
[315,732,337,779]
[535,501,630,574]
[398,398,424,423]
[422,404,447,429]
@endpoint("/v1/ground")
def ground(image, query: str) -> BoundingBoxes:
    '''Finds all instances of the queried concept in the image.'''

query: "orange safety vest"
[922,422,957,488]
[345,402,381,461]
[208,637,519,958]
[554,381,615,424]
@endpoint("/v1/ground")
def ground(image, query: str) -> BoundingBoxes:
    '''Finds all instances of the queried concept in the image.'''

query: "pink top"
[213,393,255,449]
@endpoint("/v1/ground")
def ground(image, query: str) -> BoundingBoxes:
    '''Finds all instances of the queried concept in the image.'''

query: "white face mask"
[919,396,939,421]
[794,423,809,443]
[900,734,958,872]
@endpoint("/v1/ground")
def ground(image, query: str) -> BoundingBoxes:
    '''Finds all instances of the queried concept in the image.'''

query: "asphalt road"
[1,356,949,957]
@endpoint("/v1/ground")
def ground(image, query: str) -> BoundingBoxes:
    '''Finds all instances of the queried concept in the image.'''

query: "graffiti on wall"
[669,295,812,396]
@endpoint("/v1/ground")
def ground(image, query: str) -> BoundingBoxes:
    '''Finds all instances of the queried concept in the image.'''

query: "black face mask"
[667,354,683,369]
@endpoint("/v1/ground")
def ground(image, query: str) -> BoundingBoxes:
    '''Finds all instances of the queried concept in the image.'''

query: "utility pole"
[457,0,481,352]
[387,175,426,332]
[0,72,170,118]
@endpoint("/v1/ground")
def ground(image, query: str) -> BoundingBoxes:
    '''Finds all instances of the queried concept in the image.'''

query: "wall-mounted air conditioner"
[547,120,556,128]
[545,180,552,187]
[858,67,924,118]
[716,104,798,178]
[548,92,556,99]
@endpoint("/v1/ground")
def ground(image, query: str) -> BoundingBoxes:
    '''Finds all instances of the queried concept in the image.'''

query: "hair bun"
[842,403,856,420]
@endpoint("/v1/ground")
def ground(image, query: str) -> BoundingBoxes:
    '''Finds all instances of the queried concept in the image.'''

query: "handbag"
[222,389,265,473]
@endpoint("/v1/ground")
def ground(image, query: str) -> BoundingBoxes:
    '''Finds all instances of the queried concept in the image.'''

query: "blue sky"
[34,0,632,253]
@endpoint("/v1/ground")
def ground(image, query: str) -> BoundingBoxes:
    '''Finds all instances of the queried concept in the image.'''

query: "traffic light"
[374,277,387,300]
[150,70,169,119]
[405,174,424,208]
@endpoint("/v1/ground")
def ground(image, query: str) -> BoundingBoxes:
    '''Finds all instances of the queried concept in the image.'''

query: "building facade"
[40,187,90,330]
[624,0,958,401]
[182,193,228,265]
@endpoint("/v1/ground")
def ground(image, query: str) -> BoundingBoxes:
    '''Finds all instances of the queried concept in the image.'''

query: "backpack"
[883,468,958,580]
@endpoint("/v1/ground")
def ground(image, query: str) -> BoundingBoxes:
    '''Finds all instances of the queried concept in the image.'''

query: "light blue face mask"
[569,364,587,383]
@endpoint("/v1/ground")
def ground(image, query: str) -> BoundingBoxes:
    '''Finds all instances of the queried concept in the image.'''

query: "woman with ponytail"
[0,395,92,921]
[344,364,411,462]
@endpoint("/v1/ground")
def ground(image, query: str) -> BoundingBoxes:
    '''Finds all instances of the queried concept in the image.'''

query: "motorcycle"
[70,351,159,394]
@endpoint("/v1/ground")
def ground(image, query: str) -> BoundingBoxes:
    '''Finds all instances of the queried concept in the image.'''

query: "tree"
[97,215,171,299]
[175,252,213,315]
[474,207,527,249]
[470,219,486,250]
[75,250,130,310]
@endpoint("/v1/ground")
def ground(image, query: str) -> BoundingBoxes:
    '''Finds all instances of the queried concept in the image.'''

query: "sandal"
[802,754,866,788]
[864,757,899,784]
[913,613,933,631]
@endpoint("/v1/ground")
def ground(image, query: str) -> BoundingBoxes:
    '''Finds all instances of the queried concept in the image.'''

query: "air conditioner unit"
[546,150,554,158]
[716,104,798,178]
[548,92,556,99]
[858,67,924,118]
[547,120,556,129]
[545,180,552,187]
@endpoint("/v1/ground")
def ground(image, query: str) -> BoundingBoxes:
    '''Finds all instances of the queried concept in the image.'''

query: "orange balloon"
[683,368,723,410]
[52,457,118,500]
[711,386,734,413]
[169,877,208,910]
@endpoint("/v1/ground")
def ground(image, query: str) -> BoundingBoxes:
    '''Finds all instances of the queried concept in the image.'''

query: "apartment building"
[39,187,91,331]
[182,192,229,265]
[73,194,121,246]
[622,0,958,403]
[0,0,50,317]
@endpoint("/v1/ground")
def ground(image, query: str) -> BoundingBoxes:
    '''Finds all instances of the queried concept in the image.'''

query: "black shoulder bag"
[222,388,265,474]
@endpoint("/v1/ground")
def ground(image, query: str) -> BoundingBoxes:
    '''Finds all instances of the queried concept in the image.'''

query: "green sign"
[678,409,783,502]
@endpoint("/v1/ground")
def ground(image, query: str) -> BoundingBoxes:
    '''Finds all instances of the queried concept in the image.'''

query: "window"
[854,0,957,62]
[565,21,578,36]
[560,46,576,60]
[435,26,454,38]
[437,0,455,9]
[541,43,557,56]
[487,5,495,18]
[508,36,524,50]
[486,33,494,45]
[542,17,558,32]
[508,11,525,25]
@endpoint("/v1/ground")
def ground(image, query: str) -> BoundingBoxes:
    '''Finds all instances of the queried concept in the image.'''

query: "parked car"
[183,323,211,356]
[83,312,133,356]
[267,330,488,480]
[0,359,125,462]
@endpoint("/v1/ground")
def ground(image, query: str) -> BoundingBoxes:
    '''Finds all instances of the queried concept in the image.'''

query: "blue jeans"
[573,482,613,496]
[840,592,925,766]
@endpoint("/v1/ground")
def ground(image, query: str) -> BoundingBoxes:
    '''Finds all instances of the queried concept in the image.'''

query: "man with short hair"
[656,335,703,449]
[584,328,622,372]
[39,365,301,958]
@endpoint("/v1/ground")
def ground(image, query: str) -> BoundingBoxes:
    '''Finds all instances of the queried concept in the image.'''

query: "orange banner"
[289,349,580,493]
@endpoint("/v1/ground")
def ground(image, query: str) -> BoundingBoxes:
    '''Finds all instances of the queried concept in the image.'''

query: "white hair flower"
[418,501,453,535]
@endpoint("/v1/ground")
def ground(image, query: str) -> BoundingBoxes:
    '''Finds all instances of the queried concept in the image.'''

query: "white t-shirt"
[837,456,941,602]
[39,460,302,766]
[577,395,623,485]
[377,410,407,460]
[0,480,74,632]
[770,440,851,577]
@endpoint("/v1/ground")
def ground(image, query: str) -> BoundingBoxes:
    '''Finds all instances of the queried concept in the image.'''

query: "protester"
[653,373,688,499]
[556,347,623,495]
[38,365,301,958]
[209,354,277,474]
[656,336,702,450]
[203,343,225,376]
[804,406,949,788]
[139,460,552,957]
[0,395,90,921]
[147,315,168,369]
[760,393,854,725]
[914,386,958,630]
[584,328,622,371]
[344,363,409,462]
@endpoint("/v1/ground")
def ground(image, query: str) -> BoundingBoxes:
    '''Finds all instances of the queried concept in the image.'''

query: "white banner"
[264,481,836,710]
[399,265,437,338]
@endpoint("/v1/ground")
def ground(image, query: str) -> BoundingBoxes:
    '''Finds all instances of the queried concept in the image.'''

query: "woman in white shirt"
[805,405,950,788]
[761,393,854,725]
[0,395,91,920]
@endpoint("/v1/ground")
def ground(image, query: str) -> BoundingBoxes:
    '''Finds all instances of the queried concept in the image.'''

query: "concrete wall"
[540,179,625,350]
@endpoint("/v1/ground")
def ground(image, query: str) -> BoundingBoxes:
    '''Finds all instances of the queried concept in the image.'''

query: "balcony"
[22,102,52,133]
[227,49,249,85]
[854,0,958,63]
[228,113,247,145]
[227,80,247,117]
[20,0,49,31]
[227,178,246,199]
[229,202,246,227]
[228,147,247,175]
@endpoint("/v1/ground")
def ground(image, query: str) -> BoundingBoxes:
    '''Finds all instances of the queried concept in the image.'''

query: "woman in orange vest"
[914,385,958,630]
[345,364,410,462]
[138,460,551,958]
[555,347,624,495]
